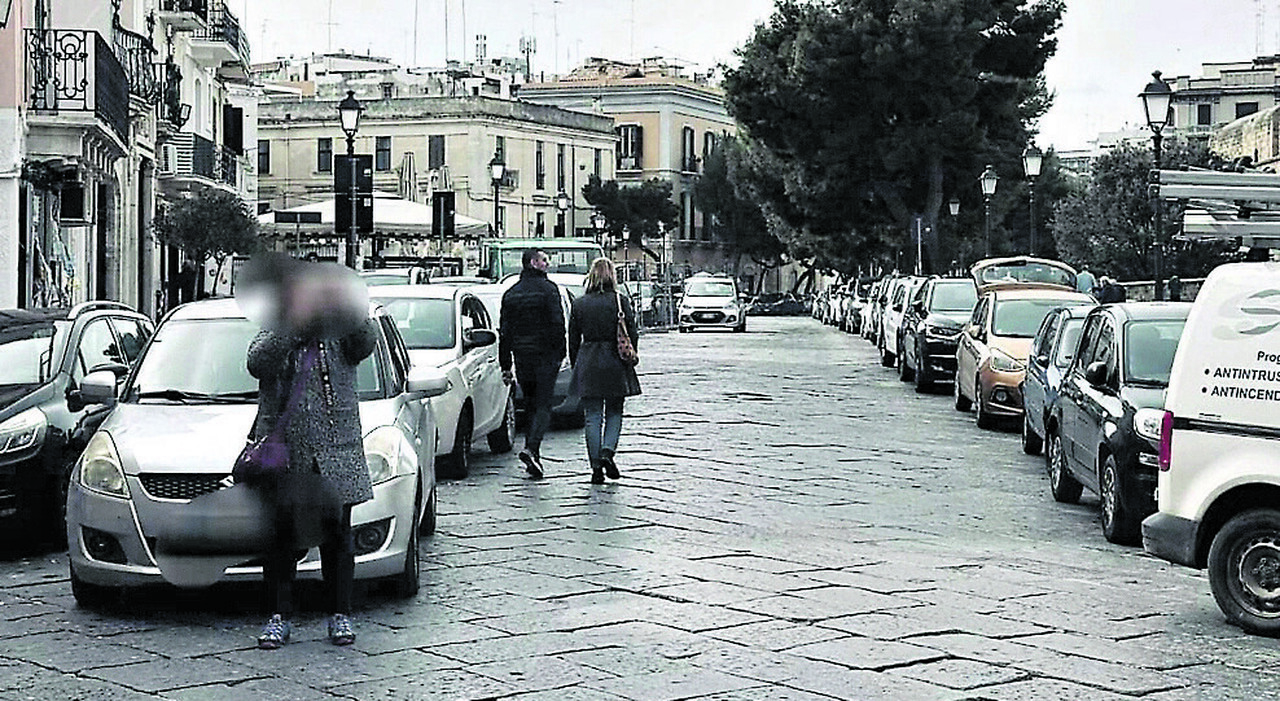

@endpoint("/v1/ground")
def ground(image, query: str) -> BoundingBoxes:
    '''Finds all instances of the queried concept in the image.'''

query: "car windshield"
[0,321,58,386]
[1125,319,1186,385]
[129,318,383,403]
[1053,318,1085,368]
[978,262,1075,289]
[930,281,978,312]
[685,280,735,297]
[361,273,409,286]
[376,298,456,350]
[993,298,1082,338]
[496,247,601,278]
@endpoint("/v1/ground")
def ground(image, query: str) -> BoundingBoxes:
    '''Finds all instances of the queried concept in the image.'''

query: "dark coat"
[568,290,641,399]
[247,319,378,506]
[499,268,566,371]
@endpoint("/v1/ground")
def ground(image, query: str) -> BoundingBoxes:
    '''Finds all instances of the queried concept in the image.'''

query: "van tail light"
[1158,410,1174,472]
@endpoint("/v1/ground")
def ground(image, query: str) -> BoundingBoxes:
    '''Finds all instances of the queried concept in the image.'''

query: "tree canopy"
[724,0,1064,274]
[154,189,260,266]
[581,175,680,260]
[693,136,787,270]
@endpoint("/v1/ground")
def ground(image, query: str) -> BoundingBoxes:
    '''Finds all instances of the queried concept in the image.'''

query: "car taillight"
[1157,410,1174,472]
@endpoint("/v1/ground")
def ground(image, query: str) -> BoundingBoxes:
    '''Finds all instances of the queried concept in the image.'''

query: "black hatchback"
[0,302,153,543]
[898,277,978,392]
[1045,302,1190,545]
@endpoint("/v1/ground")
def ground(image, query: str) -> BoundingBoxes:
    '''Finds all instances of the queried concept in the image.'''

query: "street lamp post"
[980,164,999,258]
[1140,70,1173,300]
[1022,144,1043,256]
[591,210,607,248]
[555,189,570,237]
[489,153,505,236]
[337,90,363,269]
[948,197,961,271]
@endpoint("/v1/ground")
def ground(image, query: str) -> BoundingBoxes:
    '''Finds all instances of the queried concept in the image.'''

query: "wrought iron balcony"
[160,131,239,188]
[159,0,210,22]
[190,1,250,68]
[112,26,162,104]
[26,29,129,144]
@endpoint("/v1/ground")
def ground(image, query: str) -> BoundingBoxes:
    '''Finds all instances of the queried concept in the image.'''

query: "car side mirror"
[79,369,119,407]
[406,365,451,399]
[1035,353,1051,367]
[463,328,498,350]
[1084,360,1108,386]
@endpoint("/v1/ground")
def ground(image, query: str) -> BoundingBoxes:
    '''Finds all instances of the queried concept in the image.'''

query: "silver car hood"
[105,400,398,475]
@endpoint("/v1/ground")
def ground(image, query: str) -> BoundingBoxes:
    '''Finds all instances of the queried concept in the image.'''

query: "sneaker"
[519,449,544,479]
[600,450,620,480]
[328,613,355,646]
[257,614,291,649]
[591,462,605,484]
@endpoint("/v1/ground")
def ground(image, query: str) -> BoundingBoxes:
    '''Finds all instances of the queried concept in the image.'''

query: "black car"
[0,302,153,542]
[1045,302,1190,545]
[1020,305,1092,456]
[898,277,978,392]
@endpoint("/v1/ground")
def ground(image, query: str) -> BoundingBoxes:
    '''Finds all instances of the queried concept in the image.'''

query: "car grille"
[692,311,726,323]
[139,474,227,501]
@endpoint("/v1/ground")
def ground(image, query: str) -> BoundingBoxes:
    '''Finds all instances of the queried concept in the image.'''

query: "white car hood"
[682,295,736,309]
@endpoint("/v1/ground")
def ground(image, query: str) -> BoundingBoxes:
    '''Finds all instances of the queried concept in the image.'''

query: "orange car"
[953,258,1095,429]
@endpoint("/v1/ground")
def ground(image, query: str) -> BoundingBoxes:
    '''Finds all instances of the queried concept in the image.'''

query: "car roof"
[165,297,246,321]
[368,284,463,301]
[1097,301,1193,322]
[989,288,1094,302]
[0,308,71,326]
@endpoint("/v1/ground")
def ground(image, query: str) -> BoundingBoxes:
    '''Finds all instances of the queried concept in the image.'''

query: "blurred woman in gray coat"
[568,258,641,484]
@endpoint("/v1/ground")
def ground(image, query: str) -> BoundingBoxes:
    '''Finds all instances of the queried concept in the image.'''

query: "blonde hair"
[583,257,617,293]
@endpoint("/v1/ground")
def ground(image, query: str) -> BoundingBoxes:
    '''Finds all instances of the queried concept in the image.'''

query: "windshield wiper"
[136,389,257,403]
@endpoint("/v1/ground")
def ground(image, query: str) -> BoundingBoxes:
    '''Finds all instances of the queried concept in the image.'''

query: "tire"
[678,326,689,333]
[880,339,895,367]
[487,395,515,454]
[437,409,472,479]
[898,340,915,382]
[1099,455,1141,545]
[953,376,972,412]
[1208,509,1280,636]
[974,376,997,429]
[1046,431,1083,504]
[419,485,437,536]
[71,570,122,609]
[1022,413,1043,455]
[392,488,422,598]
[913,341,933,393]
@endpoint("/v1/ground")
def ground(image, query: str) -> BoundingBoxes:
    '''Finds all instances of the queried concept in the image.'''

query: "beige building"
[1172,56,1280,140]
[255,80,617,267]
[520,57,739,278]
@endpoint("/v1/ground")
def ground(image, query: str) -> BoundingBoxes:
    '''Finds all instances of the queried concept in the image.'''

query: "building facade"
[519,57,739,278]
[1171,56,1280,140]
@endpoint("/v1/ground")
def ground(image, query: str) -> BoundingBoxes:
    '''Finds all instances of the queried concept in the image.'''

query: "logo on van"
[1217,289,1280,338]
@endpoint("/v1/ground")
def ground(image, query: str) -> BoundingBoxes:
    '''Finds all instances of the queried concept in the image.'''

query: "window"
[376,136,392,171]
[557,143,566,191]
[1237,102,1260,119]
[535,141,546,190]
[593,148,601,178]
[257,139,270,174]
[679,192,689,239]
[428,135,446,170]
[74,320,119,382]
[703,131,716,160]
[111,318,152,364]
[1198,103,1212,126]
[495,135,506,162]
[556,211,566,238]
[1054,318,1086,368]
[317,137,332,172]
[535,211,545,235]
[496,205,506,234]
[616,125,642,170]
[381,83,393,100]
[681,126,696,172]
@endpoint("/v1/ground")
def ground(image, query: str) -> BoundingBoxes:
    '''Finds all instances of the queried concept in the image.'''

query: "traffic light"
[334,154,373,234]
[432,191,455,238]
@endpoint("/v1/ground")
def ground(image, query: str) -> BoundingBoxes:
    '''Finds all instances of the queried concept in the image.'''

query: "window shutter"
[635,126,644,169]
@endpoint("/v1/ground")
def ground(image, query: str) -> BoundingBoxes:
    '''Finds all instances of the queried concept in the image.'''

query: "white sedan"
[371,285,515,478]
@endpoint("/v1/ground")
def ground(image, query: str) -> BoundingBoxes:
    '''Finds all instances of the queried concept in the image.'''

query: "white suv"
[1143,262,1280,635]
[678,274,746,333]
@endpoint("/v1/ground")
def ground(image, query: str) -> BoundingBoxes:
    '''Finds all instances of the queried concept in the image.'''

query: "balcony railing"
[161,131,238,188]
[159,0,209,19]
[193,2,250,67]
[26,29,129,143]
[112,26,161,104]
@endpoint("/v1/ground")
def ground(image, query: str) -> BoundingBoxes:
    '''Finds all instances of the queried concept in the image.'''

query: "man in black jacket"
[499,249,565,478]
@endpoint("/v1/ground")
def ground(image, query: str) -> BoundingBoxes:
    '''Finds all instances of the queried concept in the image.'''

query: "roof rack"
[69,301,136,319]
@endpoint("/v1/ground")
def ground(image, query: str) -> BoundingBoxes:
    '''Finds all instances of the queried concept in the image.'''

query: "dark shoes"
[591,463,606,484]
[257,614,291,649]
[520,449,544,479]
[328,613,355,646]
[600,450,620,480]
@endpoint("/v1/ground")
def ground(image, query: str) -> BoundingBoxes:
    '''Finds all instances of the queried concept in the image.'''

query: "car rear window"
[1125,319,1186,385]
[993,298,1083,338]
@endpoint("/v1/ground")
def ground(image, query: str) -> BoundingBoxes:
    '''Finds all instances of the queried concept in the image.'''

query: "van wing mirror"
[1084,360,1108,387]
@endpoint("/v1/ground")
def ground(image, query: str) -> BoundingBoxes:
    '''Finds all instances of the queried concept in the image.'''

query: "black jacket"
[499,268,566,371]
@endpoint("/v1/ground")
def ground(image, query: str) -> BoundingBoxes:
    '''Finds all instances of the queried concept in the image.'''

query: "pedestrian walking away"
[1076,266,1097,298]
[243,256,376,650]
[567,258,641,484]
[499,248,566,479]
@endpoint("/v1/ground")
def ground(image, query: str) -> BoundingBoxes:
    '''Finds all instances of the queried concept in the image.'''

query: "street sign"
[432,191,455,238]
[334,154,373,234]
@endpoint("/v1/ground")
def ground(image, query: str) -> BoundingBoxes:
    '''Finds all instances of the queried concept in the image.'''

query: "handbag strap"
[615,291,625,320]
[276,343,317,429]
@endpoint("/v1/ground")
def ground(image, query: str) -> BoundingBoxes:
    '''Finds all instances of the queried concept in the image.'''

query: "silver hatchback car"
[66,299,448,605]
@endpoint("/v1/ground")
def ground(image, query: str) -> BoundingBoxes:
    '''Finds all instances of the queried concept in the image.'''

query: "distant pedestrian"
[568,258,641,484]
[1076,267,1097,297]
[1167,275,1182,302]
[499,249,566,479]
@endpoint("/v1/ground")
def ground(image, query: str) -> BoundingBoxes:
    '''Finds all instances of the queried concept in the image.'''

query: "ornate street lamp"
[489,153,505,235]
[1140,70,1173,300]
[1022,143,1043,256]
[555,189,570,237]
[948,197,961,217]
[980,164,998,258]
[591,210,607,247]
[336,90,363,268]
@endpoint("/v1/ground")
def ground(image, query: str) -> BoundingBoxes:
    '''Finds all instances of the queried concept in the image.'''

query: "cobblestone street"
[2,316,1279,700]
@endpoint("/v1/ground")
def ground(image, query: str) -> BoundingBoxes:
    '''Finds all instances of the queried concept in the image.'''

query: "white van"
[1142,261,1280,635]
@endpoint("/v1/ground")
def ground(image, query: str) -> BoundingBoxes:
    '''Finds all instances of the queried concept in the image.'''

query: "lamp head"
[1140,70,1173,133]
[948,197,960,217]
[1022,144,1043,179]
[980,164,999,198]
[489,153,506,182]
[556,190,570,211]
[337,90,363,138]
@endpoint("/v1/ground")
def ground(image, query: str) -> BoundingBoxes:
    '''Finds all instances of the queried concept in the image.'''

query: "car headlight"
[988,348,1025,373]
[79,430,128,497]
[0,406,47,456]
[1135,408,1165,443]
[723,301,739,311]
[365,425,416,485]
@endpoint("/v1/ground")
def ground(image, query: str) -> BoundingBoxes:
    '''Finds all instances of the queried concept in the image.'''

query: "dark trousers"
[515,356,560,456]
[264,499,354,616]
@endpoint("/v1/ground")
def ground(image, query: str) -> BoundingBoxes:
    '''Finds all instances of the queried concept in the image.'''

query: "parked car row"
[843,257,1280,637]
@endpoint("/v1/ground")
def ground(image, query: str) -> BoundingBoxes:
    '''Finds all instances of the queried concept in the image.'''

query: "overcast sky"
[243,0,1269,152]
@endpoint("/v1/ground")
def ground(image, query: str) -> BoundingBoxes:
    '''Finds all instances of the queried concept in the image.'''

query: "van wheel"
[953,377,972,412]
[1208,509,1280,636]
[1046,432,1082,504]
[1100,455,1141,545]
[1021,414,1043,455]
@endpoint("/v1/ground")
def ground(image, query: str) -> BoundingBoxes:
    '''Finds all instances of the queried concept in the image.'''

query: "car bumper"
[979,368,1026,416]
[67,472,417,588]
[922,338,960,377]
[679,310,743,329]
[1142,511,1200,568]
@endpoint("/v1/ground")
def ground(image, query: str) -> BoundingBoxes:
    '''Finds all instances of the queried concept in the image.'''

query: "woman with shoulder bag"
[567,258,641,484]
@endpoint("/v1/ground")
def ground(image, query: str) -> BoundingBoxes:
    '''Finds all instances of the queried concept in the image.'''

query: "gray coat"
[247,320,377,505]
[568,290,641,399]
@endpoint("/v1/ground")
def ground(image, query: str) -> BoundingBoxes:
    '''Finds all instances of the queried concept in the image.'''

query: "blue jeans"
[583,397,624,466]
